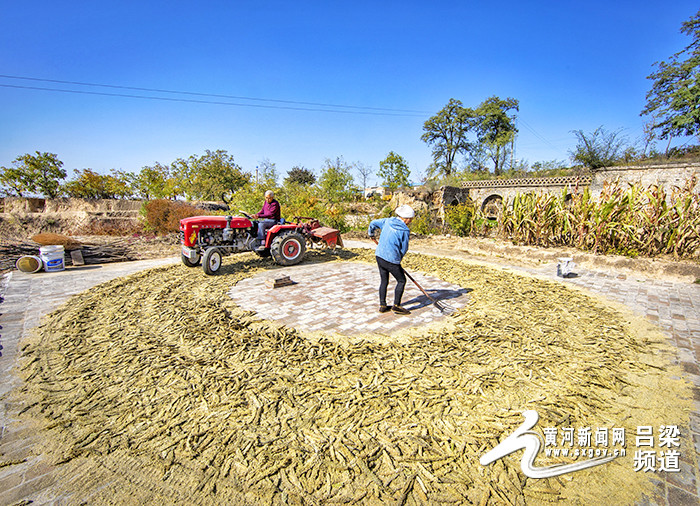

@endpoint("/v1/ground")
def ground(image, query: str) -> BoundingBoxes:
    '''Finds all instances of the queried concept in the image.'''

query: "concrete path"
[1,246,699,505]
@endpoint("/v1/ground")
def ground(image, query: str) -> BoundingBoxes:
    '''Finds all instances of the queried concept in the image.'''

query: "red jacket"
[258,199,281,221]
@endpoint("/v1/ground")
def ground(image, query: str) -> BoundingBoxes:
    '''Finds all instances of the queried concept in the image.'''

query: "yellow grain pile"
[15,249,692,505]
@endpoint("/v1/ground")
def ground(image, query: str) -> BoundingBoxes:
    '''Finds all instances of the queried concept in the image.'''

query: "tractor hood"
[180,215,253,247]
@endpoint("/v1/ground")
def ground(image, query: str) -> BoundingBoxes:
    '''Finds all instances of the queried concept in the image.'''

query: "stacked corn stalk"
[499,177,700,258]
[15,250,691,504]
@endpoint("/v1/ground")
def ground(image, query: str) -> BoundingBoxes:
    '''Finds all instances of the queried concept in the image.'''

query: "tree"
[475,96,519,175]
[256,158,278,188]
[378,151,411,189]
[354,162,373,191]
[641,10,700,142]
[421,98,476,177]
[318,157,355,203]
[134,162,178,199]
[569,126,628,169]
[172,149,250,200]
[0,164,31,196]
[641,116,660,157]
[108,170,136,199]
[63,169,133,199]
[0,151,66,197]
[285,166,316,186]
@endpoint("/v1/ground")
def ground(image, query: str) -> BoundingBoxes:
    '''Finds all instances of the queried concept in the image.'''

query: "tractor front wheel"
[181,251,201,267]
[202,248,223,275]
[270,232,306,266]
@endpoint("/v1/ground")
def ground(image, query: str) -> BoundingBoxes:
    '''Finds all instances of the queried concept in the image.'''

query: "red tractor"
[179,212,342,275]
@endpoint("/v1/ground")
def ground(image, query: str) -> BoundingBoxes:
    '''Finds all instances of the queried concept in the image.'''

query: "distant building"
[363,186,390,199]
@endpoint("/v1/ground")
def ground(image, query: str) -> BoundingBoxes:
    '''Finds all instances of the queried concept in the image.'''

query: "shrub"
[75,219,144,236]
[411,208,442,236]
[444,202,477,237]
[142,199,205,235]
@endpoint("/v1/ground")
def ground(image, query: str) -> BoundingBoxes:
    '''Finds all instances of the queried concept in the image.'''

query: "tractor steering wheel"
[239,211,254,220]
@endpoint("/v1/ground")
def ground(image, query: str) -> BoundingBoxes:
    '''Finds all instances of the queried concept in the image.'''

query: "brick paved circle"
[227,262,470,336]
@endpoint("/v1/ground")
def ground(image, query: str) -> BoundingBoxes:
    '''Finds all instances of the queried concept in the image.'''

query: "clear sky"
[1,1,697,186]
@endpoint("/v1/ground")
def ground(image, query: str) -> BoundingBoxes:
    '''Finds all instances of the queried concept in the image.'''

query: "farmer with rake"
[368,205,415,315]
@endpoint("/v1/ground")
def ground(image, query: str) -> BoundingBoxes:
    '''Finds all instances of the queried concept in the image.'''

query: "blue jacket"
[368,217,410,264]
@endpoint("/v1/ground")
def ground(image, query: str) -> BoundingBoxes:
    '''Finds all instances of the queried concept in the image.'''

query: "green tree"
[421,98,476,177]
[475,96,519,175]
[378,151,411,189]
[256,158,278,188]
[63,169,132,199]
[0,164,31,196]
[569,126,628,169]
[318,157,355,203]
[642,10,700,142]
[172,149,250,200]
[285,166,316,186]
[134,163,178,199]
[0,151,66,197]
[108,170,136,199]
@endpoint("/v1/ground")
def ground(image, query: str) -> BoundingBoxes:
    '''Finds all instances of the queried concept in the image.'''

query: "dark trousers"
[257,219,277,241]
[376,256,406,306]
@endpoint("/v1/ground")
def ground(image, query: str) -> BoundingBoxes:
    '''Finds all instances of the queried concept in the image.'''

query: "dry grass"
[15,249,693,504]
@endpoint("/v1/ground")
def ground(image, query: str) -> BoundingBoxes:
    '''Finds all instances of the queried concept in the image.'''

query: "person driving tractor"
[253,190,281,250]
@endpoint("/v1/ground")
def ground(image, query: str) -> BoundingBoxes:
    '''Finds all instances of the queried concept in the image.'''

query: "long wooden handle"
[403,269,438,303]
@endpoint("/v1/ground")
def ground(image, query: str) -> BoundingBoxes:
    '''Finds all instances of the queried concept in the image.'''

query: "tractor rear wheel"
[270,232,306,266]
[202,248,222,275]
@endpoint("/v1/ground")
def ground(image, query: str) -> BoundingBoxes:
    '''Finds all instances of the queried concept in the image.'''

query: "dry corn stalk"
[14,248,692,505]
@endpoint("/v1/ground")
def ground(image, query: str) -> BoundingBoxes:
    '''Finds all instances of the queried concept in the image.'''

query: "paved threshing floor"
[228,262,470,336]
[0,245,699,505]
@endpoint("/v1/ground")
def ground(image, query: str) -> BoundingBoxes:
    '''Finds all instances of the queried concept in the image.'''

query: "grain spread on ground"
[14,249,693,504]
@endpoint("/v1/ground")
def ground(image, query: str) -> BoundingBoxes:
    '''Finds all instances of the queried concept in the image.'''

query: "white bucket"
[16,255,43,273]
[40,245,65,272]
[557,257,575,278]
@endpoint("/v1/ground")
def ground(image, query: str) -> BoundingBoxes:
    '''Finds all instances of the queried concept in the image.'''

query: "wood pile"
[0,240,134,271]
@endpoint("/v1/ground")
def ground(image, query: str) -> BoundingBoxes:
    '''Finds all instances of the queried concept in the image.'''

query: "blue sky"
[1,1,697,186]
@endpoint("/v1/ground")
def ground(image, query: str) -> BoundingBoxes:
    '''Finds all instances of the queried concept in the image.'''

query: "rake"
[403,269,457,315]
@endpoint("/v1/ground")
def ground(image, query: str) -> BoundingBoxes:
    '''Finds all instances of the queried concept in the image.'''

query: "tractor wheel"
[270,232,306,266]
[202,248,223,275]
[181,251,201,267]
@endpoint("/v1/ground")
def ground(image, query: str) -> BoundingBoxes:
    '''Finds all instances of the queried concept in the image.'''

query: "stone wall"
[463,177,589,217]
[0,197,146,235]
[589,163,700,199]
[455,163,699,213]
[439,186,471,207]
[0,197,144,214]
